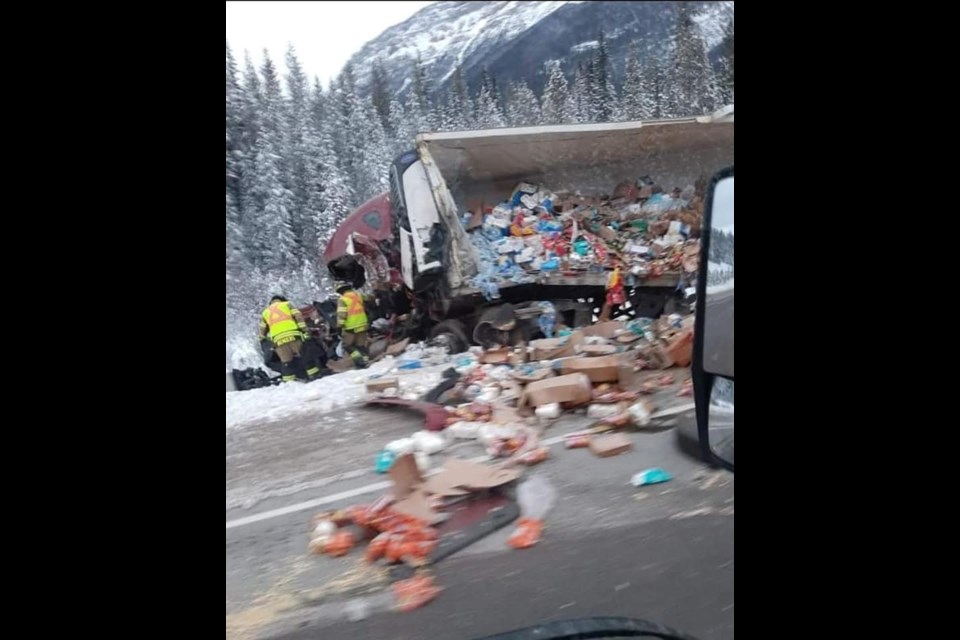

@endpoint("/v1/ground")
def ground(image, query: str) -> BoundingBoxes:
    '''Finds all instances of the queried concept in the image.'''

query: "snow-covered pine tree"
[718,18,734,103]
[571,62,592,124]
[665,3,721,117]
[310,77,326,132]
[645,58,666,119]
[328,64,359,181]
[239,53,263,261]
[255,51,298,272]
[303,119,354,263]
[475,68,505,128]
[283,46,312,263]
[441,65,473,131]
[593,31,617,122]
[541,61,573,124]
[370,59,393,134]
[621,42,643,121]
[226,42,246,274]
[387,97,409,155]
[505,80,540,127]
[313,126,354,248]
[348,94,392,202]
[399,57,434,149]
[410,54,433,128]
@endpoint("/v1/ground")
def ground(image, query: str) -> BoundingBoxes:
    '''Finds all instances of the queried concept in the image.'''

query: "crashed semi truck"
[324,106,734,355]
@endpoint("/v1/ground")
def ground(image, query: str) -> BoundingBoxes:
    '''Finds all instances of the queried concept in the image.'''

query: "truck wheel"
[429,320,469,354]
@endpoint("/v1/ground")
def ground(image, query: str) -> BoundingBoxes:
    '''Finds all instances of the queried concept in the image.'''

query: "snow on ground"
[225,354,455,430]
[706,261,733,295]
[226,334,264,371]
[706,278,734,296]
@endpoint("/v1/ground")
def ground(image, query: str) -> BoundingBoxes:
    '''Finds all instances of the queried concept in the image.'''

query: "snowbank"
[226,334,265,371]
[706,279,734,295]
[225,355,451,430]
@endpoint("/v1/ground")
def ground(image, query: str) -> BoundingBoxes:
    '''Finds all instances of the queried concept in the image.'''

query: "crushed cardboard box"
[480,347,512,364]
[366,377,400,393]
[588,433,634,458]
[520,373,593,408]
[530,331,584,361]
[560,355,623,383]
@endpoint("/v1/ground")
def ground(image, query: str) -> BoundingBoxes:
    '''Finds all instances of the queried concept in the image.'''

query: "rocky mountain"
[347,1,733,98]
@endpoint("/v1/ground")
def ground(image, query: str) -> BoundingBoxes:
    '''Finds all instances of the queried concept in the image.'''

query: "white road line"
[225,403,695,531]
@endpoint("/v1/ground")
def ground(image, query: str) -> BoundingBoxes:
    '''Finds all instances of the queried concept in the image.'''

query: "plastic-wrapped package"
[508,475,557,549]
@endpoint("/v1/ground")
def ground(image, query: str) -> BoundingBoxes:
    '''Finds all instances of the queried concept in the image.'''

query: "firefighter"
[335,281,369,368]
[259,295,321,382]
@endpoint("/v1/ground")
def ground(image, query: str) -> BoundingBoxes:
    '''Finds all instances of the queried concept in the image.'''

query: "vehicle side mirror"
[693,167,734,471]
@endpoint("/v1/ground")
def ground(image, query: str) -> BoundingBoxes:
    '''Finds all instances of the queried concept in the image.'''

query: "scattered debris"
[392,574,442,612]
[589,433,634,458]
[507,475,556,550]
[630,468,673,487]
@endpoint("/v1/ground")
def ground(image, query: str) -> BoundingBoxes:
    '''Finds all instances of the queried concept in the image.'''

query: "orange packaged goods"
[517,447,550,466]
[353,503,440,566]
[393,574,442,612]
[507,518,544,549]
[565,434,590,449]
[323,530,355,557]
[365,532,390,563]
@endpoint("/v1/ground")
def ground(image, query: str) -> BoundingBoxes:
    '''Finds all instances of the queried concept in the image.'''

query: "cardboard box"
[511,368,554,384]
[389,453,423,499]
[589,433,633,458]
[665,330,693,367]
[386,338,411,356]
[480,347,511,364]
[520,373,593,407]
[392,489,441,524]
[530,331,584,361]
[581,321,624,339]
[577,344,618,357]
[427,458,521,491]
[561,355,622,383]
[366,377,399,393]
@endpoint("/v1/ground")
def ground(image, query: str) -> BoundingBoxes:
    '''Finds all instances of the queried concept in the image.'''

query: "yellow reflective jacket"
[259,301,306,346]
[337,290,368,332]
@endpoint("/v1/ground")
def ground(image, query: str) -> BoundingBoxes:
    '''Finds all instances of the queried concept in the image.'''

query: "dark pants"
[275,339,321,381]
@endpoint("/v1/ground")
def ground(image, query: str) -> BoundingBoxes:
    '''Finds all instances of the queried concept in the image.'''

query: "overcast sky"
[226,1,435,87]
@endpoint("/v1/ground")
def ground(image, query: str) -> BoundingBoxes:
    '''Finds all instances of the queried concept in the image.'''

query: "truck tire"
[429,319,469,354]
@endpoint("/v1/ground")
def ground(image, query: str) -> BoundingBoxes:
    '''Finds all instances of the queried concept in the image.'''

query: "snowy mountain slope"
[348,1,733,97]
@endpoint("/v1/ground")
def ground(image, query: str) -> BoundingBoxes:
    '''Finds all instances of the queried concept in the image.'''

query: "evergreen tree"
[410,54,432,125]
[718,18,734,103]
[541,61,574,124]
[370,59,393,133]
[254,51,298,271]
[505,80,540,127]
[475,68,505,128]
[646,59,666,118]
[226,42,246,273]
[348,94,392,202]
[621,41,657,120]
[239,53,263,259]
[284,46,312,262]
[310,77,326,133]
[387,97,410,154]
[664,3,721,117]
[440,65,473,131]
[593,31,616,121]
[571,62,593,123]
